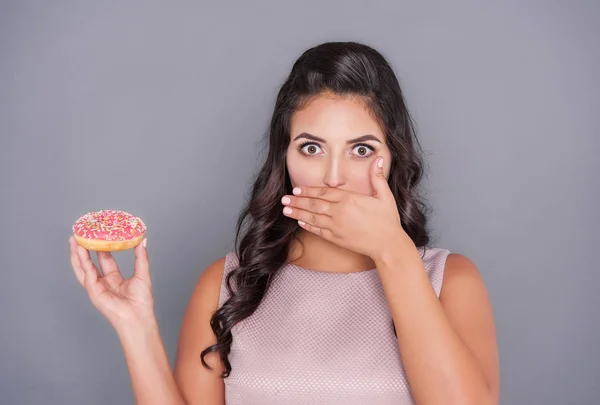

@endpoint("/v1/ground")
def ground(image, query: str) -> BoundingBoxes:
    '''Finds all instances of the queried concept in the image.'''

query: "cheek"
[357,153,392,195]
[347,165,375,194]
[286,150,322,187]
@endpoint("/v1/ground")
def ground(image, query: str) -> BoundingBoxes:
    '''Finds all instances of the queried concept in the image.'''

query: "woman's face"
[286,93,392,196]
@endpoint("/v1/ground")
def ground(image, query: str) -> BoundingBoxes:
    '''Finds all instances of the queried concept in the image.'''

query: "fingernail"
[293,187,301,195]
[281,196,291,205]
[142,238,147,248]
[283,207,292,215]
[378,157,383,168]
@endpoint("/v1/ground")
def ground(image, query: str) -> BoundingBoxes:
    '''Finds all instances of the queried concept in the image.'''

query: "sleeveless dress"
[217,246,451,405]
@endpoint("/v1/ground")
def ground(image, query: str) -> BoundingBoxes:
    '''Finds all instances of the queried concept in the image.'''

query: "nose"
[323,157,346,188]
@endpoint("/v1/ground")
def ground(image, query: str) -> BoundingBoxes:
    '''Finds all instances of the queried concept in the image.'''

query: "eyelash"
[298,141,375,158]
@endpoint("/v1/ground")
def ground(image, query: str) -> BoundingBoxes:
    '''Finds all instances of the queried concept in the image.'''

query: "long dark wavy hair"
[200,41,431,378]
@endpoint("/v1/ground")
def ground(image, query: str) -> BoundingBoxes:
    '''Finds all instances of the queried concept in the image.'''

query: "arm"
[70,237,226,405]
[117,258,227,405]
[118,317,188,405]
[374,234,499,405]
[173,257,226,404]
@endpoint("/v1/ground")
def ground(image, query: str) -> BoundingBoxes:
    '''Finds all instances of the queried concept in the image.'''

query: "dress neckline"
[285,262,378,275]
[283,246,428,274]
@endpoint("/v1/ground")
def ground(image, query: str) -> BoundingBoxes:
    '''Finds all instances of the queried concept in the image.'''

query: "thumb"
[133,238,151,283]
[370,156,389,198]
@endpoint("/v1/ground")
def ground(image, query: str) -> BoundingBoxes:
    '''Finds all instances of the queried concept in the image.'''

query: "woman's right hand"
[69,236,155,330]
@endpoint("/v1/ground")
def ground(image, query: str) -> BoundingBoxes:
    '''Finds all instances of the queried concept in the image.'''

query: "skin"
[69,91,499,405]
[285,92,393,273]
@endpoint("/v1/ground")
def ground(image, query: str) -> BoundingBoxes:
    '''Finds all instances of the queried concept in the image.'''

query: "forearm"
[117,317,187,405]
[374,238,492,404]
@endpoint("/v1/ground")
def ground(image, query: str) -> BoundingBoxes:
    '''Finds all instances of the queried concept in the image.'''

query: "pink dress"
[217,247,451,404]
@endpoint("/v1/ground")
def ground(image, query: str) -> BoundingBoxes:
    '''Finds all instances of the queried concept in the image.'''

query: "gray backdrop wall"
[1,1,598,404]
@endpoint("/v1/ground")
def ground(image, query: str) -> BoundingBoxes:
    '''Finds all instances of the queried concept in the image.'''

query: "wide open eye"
[351,144,375,158]
[299,142,323,156]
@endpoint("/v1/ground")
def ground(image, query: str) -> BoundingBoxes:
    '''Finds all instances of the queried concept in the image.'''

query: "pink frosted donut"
[72,210,147,251]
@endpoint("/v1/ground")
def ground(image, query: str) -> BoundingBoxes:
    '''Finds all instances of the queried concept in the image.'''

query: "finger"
[297,220,334,241]
[75,244,100,291]
[370,156,391,199]
[283,206,333,230]
[281,195,332,216]
[73,265,85,287]
[96,251,124,282]
[133,238,151,283]
[291,186,343,202]
[69,236,85,287]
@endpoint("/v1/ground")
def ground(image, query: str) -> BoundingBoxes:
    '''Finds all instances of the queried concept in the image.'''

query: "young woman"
[69,41,499,404]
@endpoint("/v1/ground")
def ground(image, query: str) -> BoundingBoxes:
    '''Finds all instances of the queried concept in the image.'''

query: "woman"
[69,41,499,404]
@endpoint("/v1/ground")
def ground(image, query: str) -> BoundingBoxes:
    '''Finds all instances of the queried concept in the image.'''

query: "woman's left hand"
[281,156,407,260]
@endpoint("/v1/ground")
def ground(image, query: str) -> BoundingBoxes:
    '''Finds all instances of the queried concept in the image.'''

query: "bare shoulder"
[443,253,481,279]
[195,256,227,300]
[439,253,500,402]
[173,256,227,405]
[439,252,491,318]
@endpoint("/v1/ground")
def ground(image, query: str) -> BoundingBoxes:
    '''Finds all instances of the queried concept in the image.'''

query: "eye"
[299,142,323,156]
[351,144,375,158]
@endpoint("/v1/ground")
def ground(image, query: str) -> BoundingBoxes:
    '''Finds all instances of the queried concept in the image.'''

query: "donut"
[72,210,147,251]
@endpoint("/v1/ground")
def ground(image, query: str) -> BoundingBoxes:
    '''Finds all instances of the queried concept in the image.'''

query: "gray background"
[1,1,598,404]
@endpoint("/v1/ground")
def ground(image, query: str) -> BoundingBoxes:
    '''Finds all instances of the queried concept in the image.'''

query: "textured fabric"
[217,246,451,405]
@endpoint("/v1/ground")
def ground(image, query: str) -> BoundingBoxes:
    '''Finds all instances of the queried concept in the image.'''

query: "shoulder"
[192,252,242,310]
[179,254,231,329]
[437,252,494,337]
[173,255,234,333]
[193,252,238,298]
[419,248,486,296]
[195,256,227,304]
[440,253,487,298]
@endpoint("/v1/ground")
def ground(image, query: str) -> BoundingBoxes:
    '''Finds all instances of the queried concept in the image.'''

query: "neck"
[288,229,376,273]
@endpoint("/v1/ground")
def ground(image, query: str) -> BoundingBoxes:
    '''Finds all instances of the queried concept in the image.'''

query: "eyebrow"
[293,132,382,144]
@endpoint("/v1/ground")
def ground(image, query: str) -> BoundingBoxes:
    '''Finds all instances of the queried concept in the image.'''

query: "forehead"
[290,94,384,139]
